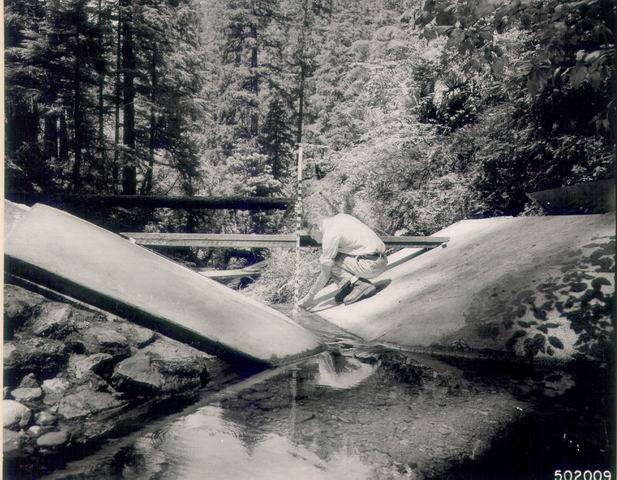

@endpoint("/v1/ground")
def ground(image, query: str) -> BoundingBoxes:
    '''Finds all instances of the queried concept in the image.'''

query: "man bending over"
[299,213,388,309]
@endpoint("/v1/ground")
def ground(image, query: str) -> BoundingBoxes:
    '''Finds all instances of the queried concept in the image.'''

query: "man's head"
[302,209,328,240]
[301,184,338,237]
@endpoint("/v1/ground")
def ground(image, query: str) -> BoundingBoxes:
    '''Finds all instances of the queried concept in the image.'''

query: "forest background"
[5,0,616,302]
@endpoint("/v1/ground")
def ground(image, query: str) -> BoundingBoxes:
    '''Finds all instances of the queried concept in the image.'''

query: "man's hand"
[298,295,313,310]
[299,263,331,310]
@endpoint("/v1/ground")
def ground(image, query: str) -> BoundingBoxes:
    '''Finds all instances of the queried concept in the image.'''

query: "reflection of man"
[299,213,388,309]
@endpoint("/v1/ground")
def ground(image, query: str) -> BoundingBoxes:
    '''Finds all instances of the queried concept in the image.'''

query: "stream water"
[41,344,613,480]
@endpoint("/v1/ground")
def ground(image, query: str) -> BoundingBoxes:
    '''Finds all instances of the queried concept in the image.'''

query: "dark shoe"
[334,280,353,304]
[343,279,377,305]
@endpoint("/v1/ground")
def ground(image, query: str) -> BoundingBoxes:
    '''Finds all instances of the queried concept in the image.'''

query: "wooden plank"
[123,233,297,248]
[7,194,292,211]
[197,261,267,279]
[198,269,262,279]
[121,232,449,249]
[379,235,450,247]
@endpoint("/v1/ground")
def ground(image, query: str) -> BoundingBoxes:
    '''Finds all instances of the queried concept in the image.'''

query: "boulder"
[57,390,124,420]
[31,302,75,339]
[112,339,209,394]
[11,387,43,403]
[35,410,57,426]
[36,429,70,448]
[27,425,44,437]
[3,342,16,363]
[41,377,71,404]
[141,338,209,377]
[112,322,156,348]
[81,326,130,357]
[112,353,164,393]
[4,337,67,381]
[68,353,115,380]
[18,373,39,388]
[70,308,108,327]
[3,400,31,429]
[4,285,45,338]
[3,429,23,457]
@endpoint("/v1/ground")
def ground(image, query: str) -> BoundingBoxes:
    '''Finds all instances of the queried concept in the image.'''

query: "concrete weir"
[312,214,615,363]
[4,201,323,366]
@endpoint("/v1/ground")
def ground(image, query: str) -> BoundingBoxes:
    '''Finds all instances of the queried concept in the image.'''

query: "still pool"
[42,345,613,480]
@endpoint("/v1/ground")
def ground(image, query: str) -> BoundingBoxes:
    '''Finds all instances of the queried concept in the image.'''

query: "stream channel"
[37,309,613,480]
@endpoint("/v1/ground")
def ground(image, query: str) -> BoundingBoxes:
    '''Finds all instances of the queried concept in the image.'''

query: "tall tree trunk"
[43,113,58,164]
[296,64,306,144]
[296,0,310,144]
[59,110,69,165]
[121,0,136,195]
[141,46,157,195]
[113,3,122,193]
[97,0,107,188]
[71,19,83,192]
[249,17,259,137]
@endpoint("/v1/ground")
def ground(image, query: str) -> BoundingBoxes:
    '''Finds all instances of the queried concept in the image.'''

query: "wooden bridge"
[120,232,450,249]
[9,192,449,279]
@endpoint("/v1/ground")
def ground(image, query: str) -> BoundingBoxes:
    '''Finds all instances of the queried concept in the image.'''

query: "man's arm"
[299,264,332,308]
[299,229,339,309]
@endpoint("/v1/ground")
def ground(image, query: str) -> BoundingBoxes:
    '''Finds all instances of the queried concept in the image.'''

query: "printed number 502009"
[554,471,611,480]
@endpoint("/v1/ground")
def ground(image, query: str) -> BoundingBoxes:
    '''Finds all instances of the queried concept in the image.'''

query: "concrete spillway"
[4,202,322,366]
[311,214,615,363]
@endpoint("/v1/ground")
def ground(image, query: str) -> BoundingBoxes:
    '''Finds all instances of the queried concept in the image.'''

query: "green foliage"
[6,0,615,290]
[244,249,321,304]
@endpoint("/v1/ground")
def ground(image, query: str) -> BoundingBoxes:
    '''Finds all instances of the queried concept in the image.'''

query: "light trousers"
[330,253,388,287]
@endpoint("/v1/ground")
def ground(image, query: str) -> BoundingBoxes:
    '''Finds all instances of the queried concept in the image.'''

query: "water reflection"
[119,353,384,479]
[122,405,372,480]
[313,354,378,390]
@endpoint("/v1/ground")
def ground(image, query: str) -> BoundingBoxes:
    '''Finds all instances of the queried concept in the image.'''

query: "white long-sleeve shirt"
[319,214,385,267]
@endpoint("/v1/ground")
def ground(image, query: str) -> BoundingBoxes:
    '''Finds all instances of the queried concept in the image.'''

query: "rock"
[3,429,23,457]
[27,425,44,437]
[4,285,45,338]
[35,410,57,426]
[57,390,124,420]
[31,302,75,338]
[3,400,31,429]
[141,339,209,377]
[81,326,130,357]
[112,338,211,394]
[19,373,39,388]
[112,353,164,393]
[112,339,209,394]
[3,342,16,363]
[42,377,70,397]
[37,429,70,448]
[11,387,43,403]
[130,326,156,348]
[112,323,156,348]
[70,308,108,328]
[4,337,67,381]
[70,371,111,393]
[68,353,115,380]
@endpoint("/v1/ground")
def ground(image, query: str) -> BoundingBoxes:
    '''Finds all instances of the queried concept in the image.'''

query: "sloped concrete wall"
[5,202,322,366]
[312,215,615,363]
